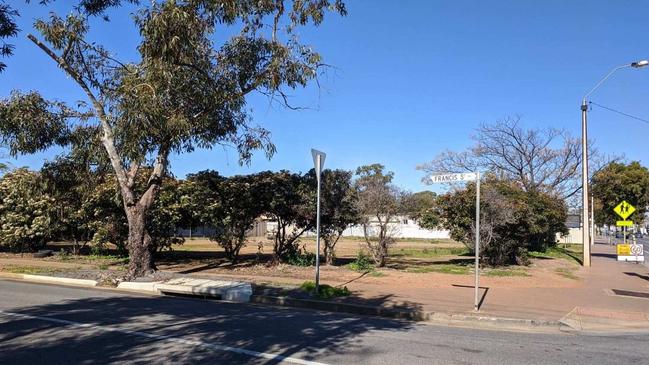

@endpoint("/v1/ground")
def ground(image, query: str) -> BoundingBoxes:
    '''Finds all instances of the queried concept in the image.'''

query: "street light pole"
[581,99,591,266]
[581,59,649,267]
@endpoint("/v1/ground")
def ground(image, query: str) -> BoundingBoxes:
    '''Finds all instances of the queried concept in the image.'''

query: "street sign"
[614,201,636,220]
[429,172,477,183]
[617,243,644,262]
[311,149,326,181]
[616,220,633,227]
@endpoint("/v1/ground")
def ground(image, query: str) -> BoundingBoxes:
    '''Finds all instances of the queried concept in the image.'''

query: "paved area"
[1,280,649,365]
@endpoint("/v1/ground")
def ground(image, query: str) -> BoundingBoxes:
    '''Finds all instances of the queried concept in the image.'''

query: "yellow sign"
[616,220,633,227]
[617,244,631,256]
[613,201,636,220]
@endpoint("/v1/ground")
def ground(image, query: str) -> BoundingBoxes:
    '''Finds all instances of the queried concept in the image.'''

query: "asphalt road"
[1,280,648,365]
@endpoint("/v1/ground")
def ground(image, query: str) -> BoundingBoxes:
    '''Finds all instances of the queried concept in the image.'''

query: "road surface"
[0,280,648,365]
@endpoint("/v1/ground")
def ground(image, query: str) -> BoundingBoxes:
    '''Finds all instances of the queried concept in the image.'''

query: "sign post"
[311,149,326,294]
[428,172,481,311]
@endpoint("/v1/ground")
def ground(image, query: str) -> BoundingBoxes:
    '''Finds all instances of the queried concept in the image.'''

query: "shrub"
[300,281,350,299]
[347,251,375,272]
[285,246,316,267]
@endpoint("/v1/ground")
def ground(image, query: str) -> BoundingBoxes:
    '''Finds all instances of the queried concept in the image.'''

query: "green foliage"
[186,171,264,262]
[302,168,361,264]
[0,2,19,72]
[484,268,529,277]
[257,170,312,261]
[1,1,346,278]
[438,176,568,266]
[406,264,470,275]
[347,251,374,272]
[0,168,56,252]
[354,164,406,267]
[403,191,441,229]
[392,247,468,258]
[592,161,649,226]
[285,248,316,267]
[300,281,350,299]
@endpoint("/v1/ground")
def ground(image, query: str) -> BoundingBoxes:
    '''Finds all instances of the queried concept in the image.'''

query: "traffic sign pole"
[311,149,326,295]
[426,172,481,311]
[315,154,322,294]
[474,172,480,311]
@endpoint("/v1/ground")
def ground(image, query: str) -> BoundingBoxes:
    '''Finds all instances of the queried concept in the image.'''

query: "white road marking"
[0,310,330,365]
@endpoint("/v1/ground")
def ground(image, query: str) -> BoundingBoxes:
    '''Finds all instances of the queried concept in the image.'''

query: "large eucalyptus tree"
[0,0,345,278]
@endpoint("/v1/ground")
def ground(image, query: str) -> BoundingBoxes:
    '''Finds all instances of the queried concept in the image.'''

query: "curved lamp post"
[580,59,649,267]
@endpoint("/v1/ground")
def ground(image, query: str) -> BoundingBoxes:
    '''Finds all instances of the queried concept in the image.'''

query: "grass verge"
[484,268,530,277]
[406,264,470,275]
[300,281,351,299]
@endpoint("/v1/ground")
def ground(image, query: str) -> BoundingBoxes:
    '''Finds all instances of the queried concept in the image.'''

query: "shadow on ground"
[0,289,416,364]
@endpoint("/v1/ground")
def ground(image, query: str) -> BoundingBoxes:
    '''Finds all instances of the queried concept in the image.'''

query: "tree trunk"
[126,206,156,279]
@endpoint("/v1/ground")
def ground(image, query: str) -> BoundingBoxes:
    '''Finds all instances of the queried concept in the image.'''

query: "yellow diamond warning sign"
[613,201,635,220]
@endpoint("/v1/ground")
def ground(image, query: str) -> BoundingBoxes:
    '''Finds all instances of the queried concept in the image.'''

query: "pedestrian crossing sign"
[613,201,635,220]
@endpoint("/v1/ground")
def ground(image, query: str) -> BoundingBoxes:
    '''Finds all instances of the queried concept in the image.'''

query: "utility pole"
[580,59,649,266]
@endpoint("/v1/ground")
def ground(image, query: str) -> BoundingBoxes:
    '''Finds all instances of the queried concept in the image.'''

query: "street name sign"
[429,172,477,183]
[614,201,635,220]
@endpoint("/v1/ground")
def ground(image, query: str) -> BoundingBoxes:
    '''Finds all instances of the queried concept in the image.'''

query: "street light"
[581,59,648,267]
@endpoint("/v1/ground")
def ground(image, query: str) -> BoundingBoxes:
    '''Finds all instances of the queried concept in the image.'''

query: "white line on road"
[0,310,330,365]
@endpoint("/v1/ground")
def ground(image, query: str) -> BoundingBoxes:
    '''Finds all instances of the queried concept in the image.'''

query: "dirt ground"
[0,238,583,290]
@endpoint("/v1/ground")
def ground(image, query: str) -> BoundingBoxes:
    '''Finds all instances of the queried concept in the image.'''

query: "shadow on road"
[0,291,416,364]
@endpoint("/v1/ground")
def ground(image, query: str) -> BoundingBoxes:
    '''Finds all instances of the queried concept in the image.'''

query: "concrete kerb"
[0,272,99,287]
[250,294,564,332]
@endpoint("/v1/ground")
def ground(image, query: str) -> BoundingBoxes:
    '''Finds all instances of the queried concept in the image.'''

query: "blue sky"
[1,0,648,192]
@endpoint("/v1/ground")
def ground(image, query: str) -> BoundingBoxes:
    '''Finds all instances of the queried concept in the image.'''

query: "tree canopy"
[592,161,649,226]
[437,176,568,266]
[0,0,346,278]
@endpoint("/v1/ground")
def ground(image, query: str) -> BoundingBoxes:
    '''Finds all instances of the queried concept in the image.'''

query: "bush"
[438,177,567,266]
[300,281,350,299]
[347,251,375,272]
[285,246,316,267]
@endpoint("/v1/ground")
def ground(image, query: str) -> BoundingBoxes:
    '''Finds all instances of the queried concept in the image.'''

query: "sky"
[1,0,648,192]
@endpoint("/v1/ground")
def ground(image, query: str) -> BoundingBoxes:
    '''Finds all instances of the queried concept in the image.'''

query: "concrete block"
[22,274,98,287]
[117,281,162,293]
[156,278,252,302]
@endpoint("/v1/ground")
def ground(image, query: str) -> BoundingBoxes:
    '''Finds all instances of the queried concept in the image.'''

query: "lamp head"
[631,60,649,68]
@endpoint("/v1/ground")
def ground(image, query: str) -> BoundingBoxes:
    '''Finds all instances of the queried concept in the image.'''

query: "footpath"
[1,241,648,333]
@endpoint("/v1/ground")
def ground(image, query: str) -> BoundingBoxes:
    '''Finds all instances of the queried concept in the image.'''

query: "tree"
[1,1,138,72]
[418,116,604,200]
[0,168,55,252]
[592,161,649,226]
[354,164,405,267]
[0,1,19,72]
[257,170,312,262]
[41,155,106,254]
[302,168,360,265]
[213,175,265,262]
[437,176,568,266]
[403,190,441,230]
[0,1,346,278]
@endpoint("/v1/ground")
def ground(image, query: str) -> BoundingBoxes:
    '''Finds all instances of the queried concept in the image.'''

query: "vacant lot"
[0,238,584,291]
